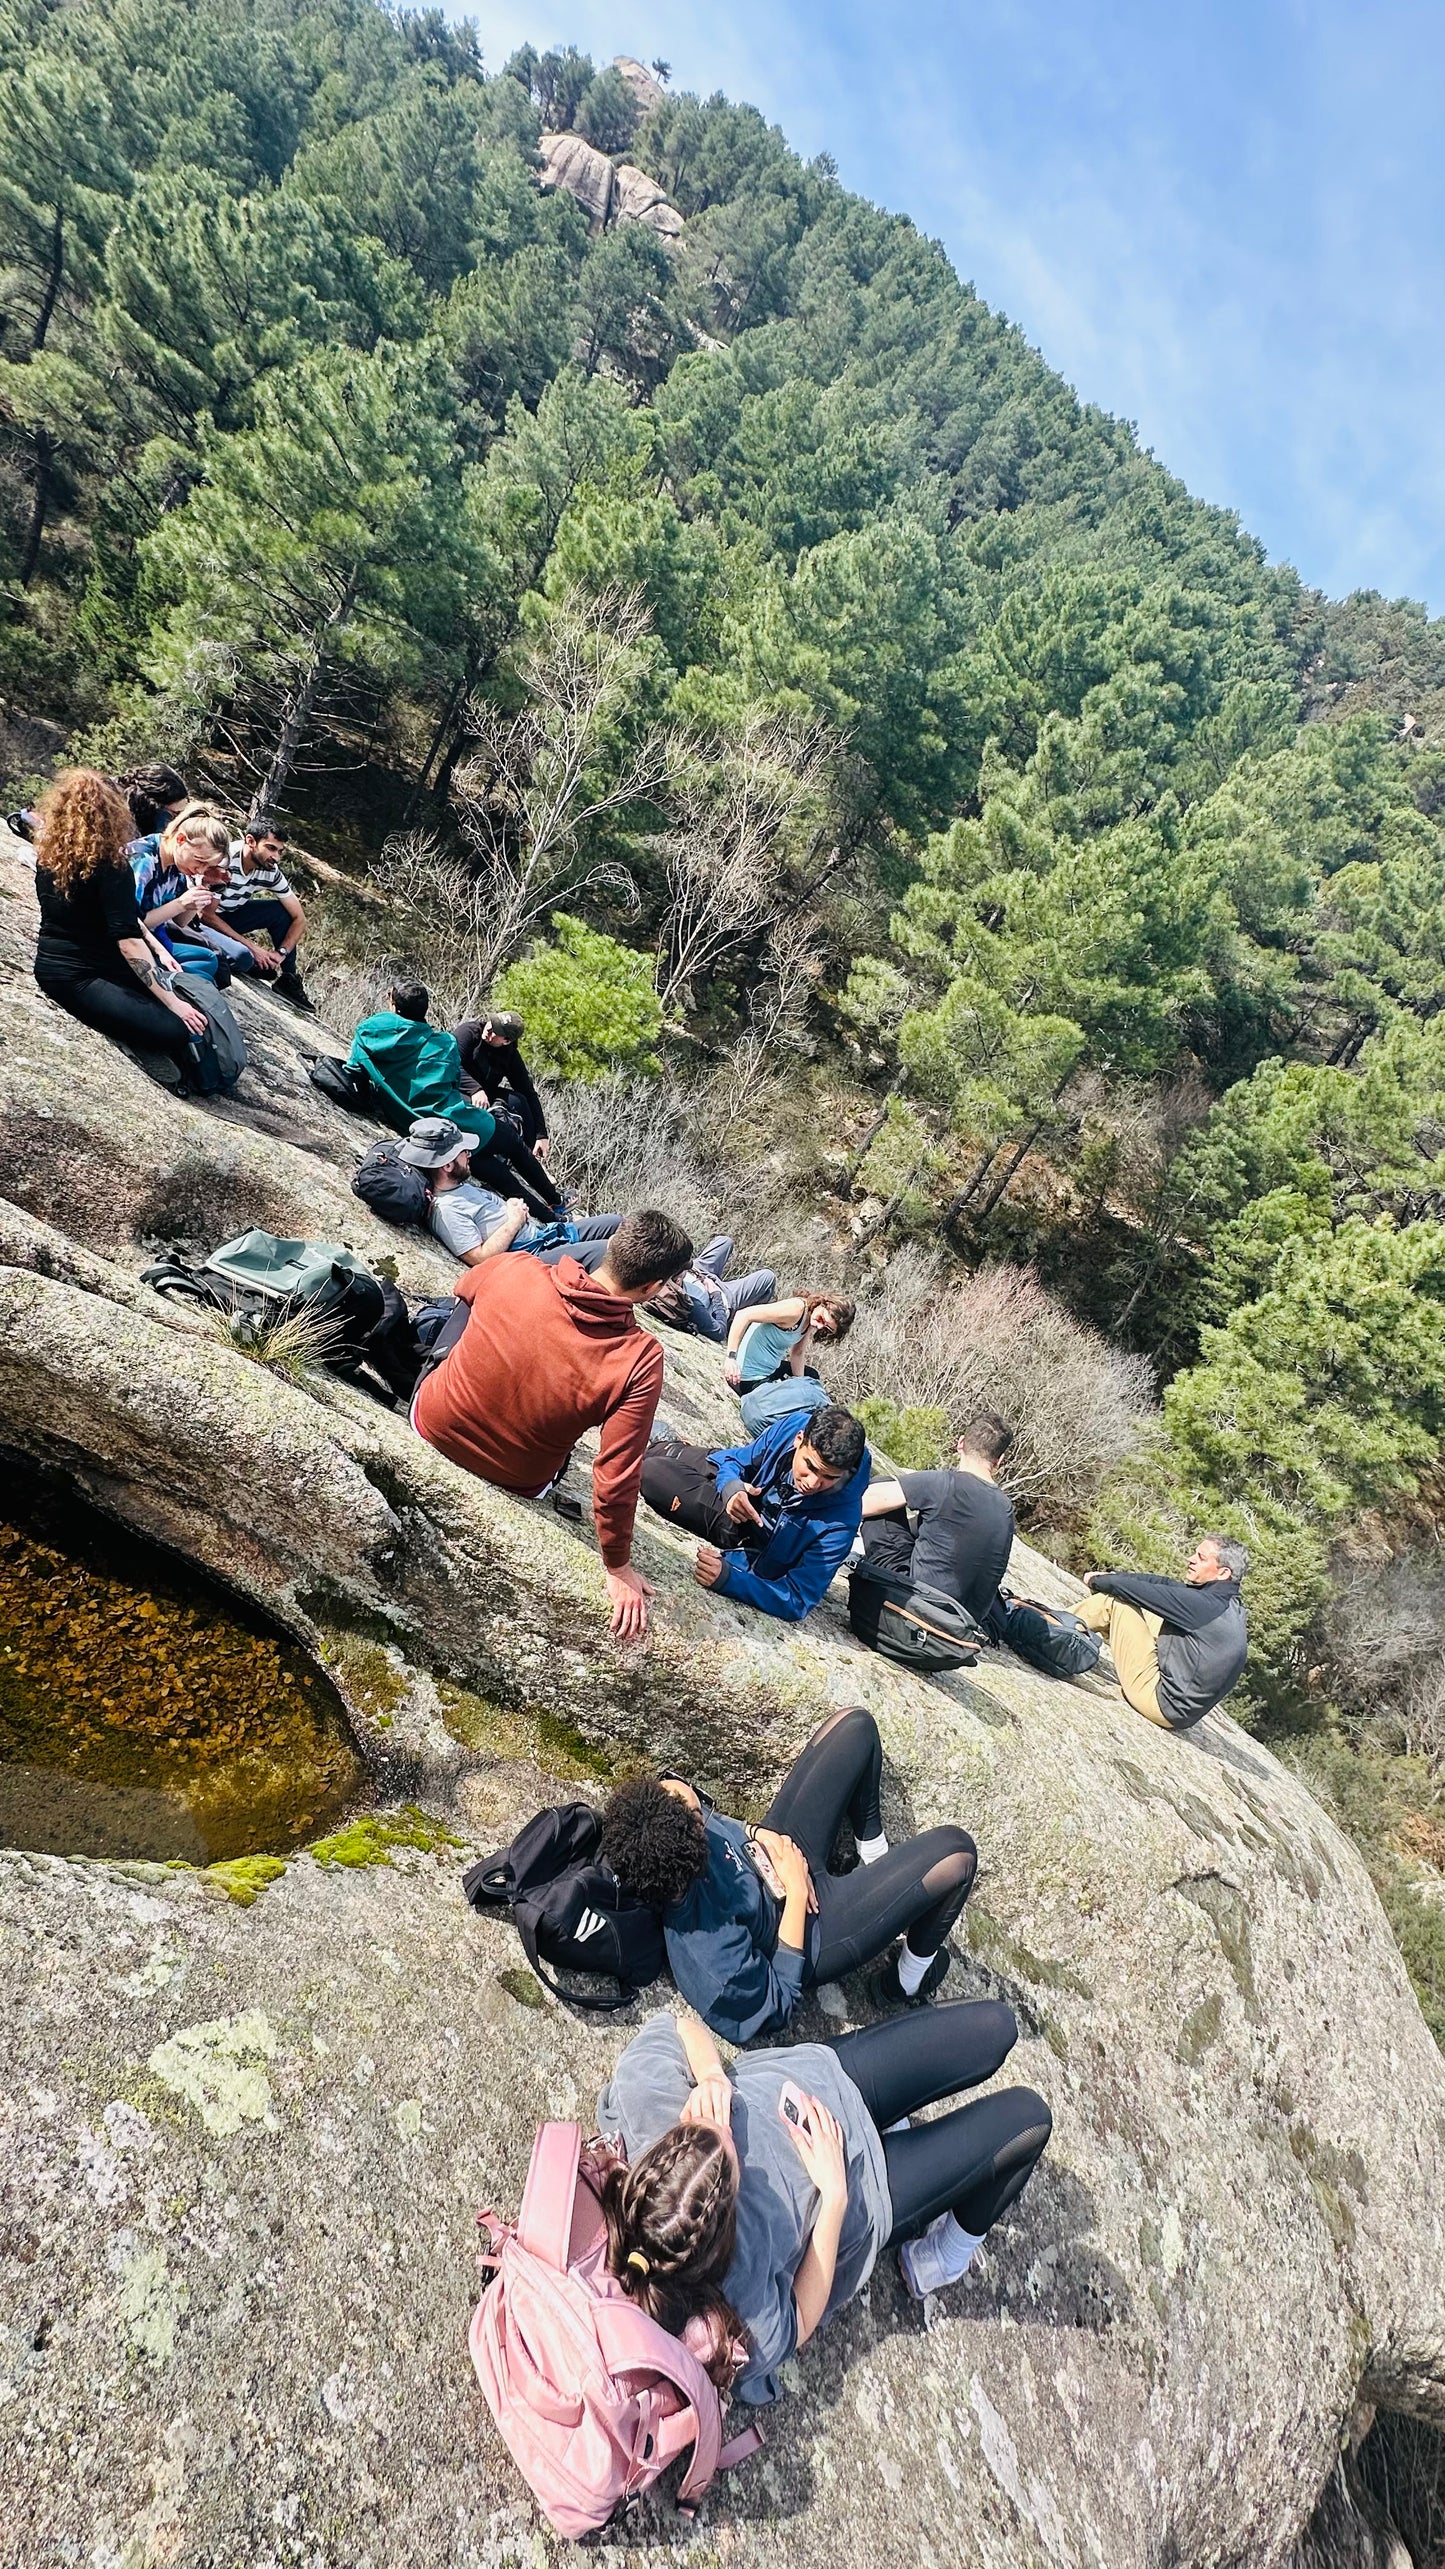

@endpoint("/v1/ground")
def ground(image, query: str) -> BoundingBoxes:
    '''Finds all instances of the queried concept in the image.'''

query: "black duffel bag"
[463,1803,667,2012]
[847,1563,983,1672]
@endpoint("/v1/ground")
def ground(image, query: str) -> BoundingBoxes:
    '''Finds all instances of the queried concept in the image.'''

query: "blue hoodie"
[707,1406,870,1624]
[664,1810,817,2043]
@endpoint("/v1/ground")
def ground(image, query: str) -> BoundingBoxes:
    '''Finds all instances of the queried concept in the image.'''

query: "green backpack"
[141,1228,386,1364]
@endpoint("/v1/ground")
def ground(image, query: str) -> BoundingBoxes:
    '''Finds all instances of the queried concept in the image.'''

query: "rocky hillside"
[3,843,1445,2566]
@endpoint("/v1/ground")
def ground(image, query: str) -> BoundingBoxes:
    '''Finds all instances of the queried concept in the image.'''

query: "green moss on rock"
[316,1629,408,1720]
[497,1966,548,2009]
[435,1680,618,1781]
[307,1806,462,1870]
[968,1906,1094,2000]
[205,1855,287,1906]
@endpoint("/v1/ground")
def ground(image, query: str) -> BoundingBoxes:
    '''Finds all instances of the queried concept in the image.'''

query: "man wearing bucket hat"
[349,982,561,1216]
[401,1117,624,1274]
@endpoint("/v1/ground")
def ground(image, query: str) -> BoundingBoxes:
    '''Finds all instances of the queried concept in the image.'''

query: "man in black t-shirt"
[859,1411,1016,1621]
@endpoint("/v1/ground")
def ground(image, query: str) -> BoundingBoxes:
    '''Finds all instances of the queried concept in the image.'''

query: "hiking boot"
[275,976,314,1012]
[898,2212,984,2301]
[871,1945,952,2010]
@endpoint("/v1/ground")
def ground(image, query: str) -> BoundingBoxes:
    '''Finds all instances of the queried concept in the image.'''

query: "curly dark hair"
[600,1778,708,1909]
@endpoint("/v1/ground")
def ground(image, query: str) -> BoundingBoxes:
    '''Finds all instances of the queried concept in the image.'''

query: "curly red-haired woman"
[30,768,210,1080]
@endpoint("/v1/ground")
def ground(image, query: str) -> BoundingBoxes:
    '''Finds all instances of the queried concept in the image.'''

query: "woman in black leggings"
[600,1706,977,2044]
[30,769,212,1078]
[593,2001,1051,2409]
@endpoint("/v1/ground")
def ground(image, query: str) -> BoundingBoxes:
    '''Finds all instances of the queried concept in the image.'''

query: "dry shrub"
[1324,1544,1445,1770]
[547,1073,724,1248]
[545,1070,832,1285]
[828,1247,1154,1518]
[1356,2410,1445,2567]
[1286,2449,1417,2569]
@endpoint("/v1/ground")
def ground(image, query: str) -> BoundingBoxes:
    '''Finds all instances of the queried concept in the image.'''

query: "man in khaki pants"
[1076,1537,1249,1732]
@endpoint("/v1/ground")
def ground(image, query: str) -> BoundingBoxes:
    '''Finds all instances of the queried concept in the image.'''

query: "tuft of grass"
[306,1805,462,1870]
[199,1301,347,1384]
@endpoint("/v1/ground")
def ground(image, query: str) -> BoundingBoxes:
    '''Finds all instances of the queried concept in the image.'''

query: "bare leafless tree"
[652,713,837,1019]
[701,908,825,1145]
[376,584,667,1007]
[829,1249,1155,1516]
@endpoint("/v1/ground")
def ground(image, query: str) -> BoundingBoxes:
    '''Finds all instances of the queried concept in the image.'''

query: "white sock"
[935,2212,986,2279]
[856,1830,889,1865]
[895,1940,934,1998]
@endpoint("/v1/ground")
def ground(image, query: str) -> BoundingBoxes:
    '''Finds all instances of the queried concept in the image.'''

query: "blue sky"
[471,0,1445,614]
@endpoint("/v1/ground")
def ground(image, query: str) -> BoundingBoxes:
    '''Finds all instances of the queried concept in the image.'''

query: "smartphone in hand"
[778,2079,814,2140]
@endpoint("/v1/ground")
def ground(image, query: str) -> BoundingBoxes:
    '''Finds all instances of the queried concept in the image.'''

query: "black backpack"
[986,1593,1102,1679]
[847,1564,983,1672]
[309,1056,378,1113]
[141,1232,401,1397]
[647,1276,697,1334]
[463,1804,667,2012]
[351,1140,430,1227]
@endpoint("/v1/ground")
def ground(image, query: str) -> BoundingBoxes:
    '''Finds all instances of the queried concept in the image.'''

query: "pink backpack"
[470,2122,761,2540]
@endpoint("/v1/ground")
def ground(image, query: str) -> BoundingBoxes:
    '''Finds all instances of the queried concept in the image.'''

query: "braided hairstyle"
[599,2123,745,2392]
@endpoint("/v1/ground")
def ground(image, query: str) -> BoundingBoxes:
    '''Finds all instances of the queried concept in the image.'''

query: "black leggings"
[469,1117,561,1217]
[36,966,195,1070]
[765,1707,978,1979]
[825,2000,1053,2239]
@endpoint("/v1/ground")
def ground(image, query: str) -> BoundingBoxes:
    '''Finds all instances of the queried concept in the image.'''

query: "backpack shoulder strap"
[516,2121,583,2270]
[461,1854,514,1909]
[591,2301,724,2509]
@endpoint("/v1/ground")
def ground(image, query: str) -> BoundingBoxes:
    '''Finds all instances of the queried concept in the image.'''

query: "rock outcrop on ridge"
[534,61,684,244]
[1,830,1443,2568]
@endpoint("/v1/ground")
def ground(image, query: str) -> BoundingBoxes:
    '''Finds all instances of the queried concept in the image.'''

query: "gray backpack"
[173,970,247,1091]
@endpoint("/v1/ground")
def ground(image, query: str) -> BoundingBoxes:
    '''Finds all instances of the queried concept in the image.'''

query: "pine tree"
[140,342,474,814]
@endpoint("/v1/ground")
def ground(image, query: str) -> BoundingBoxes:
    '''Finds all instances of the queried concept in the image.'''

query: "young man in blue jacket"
[640,1402,869,1624]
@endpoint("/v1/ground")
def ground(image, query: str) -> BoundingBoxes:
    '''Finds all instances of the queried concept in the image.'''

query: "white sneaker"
[898,2213,985,2300]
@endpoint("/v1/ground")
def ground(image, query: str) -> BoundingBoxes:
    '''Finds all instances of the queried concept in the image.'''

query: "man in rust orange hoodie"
[412,1208,693,1639]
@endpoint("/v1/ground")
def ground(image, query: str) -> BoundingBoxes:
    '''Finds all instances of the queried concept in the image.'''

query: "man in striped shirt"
[218,818,311,1008]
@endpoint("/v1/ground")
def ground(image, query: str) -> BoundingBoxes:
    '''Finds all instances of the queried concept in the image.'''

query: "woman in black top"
[31,769,209,1073]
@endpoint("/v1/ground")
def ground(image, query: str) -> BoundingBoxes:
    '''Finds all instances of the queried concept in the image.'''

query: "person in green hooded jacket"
[348,980,562,1214]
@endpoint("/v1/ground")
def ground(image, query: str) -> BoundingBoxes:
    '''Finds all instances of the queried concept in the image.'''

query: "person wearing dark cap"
[453,1007,550,1158]
[349,983,561,1216]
